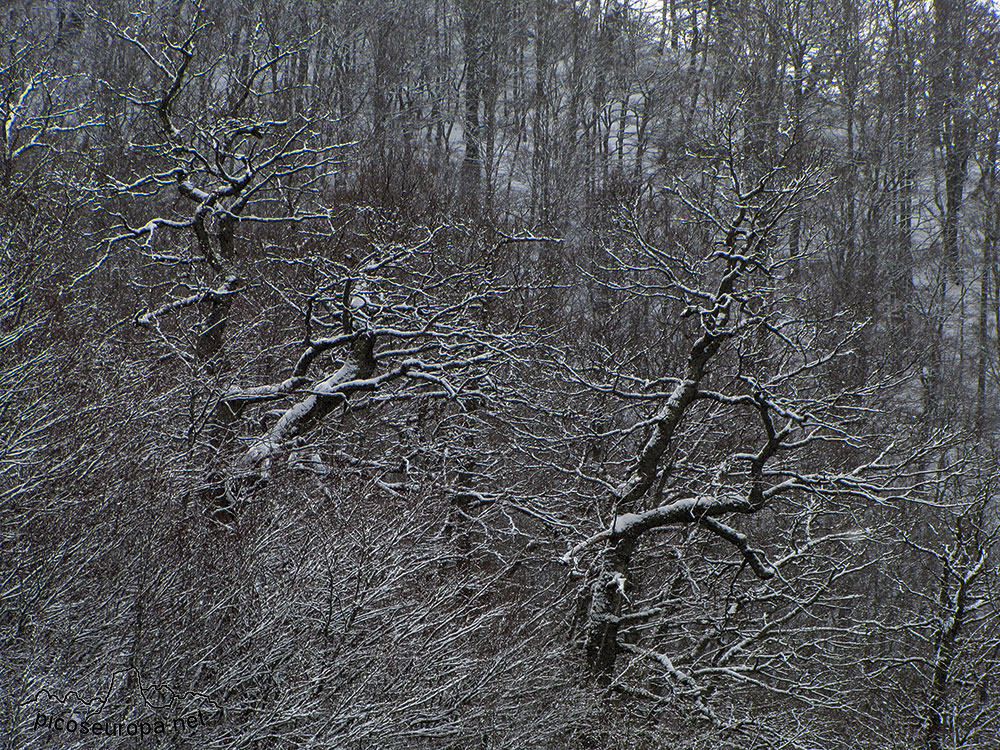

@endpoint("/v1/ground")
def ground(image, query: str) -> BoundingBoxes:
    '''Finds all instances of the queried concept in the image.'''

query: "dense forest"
[2,0,1000,748]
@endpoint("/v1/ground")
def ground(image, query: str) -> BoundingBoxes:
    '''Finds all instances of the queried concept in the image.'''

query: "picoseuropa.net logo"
[25,668,225,742]
[32,708,221,739]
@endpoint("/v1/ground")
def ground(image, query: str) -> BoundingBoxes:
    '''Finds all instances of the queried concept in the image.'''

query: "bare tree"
[556,116,951,747]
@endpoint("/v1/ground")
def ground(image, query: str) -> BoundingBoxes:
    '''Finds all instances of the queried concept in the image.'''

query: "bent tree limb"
[240,333,378,475]
[582,327,732,676]
[203,314,497,523]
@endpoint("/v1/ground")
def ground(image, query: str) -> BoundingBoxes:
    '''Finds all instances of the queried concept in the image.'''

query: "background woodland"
[3,0,1000,748]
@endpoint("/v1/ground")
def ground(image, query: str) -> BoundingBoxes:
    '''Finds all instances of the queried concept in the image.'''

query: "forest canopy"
[2,0,1000,748]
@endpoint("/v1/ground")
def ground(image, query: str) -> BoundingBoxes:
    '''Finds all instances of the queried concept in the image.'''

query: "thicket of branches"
[3,1,1000,748]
